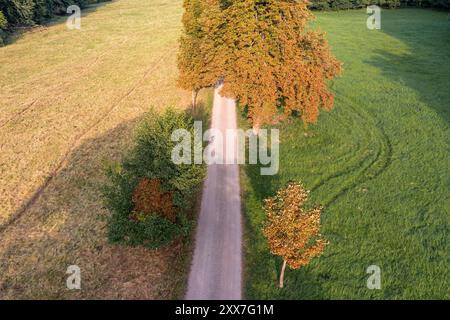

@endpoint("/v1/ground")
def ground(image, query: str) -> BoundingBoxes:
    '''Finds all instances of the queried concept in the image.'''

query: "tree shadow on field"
[3,1,113,46]
[365,9,450,125]
[186,101,212,128]
[246,162,281,201]
[243,161,281,255]
[185,88,215,128]
[0,114,191,299]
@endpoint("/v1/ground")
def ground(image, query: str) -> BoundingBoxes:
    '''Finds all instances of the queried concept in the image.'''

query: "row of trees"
[309,0,450,10]
[0,0,109,44]
[178,0,342,132]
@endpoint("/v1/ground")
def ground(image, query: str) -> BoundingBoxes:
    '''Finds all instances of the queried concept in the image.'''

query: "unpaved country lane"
[186,86,242,300]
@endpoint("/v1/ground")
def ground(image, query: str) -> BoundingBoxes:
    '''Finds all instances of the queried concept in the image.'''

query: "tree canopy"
[262,182,327,288]
[177,0,221,107]
[178,0,342,129]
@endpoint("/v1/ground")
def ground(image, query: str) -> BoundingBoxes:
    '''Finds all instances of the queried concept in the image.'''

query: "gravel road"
[185,86,242,300]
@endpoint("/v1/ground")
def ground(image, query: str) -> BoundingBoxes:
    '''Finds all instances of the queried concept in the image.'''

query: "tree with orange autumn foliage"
[177,0,222,108]
[263,182,327,288]
[217,0,342,132]
[178,0,342,131]
[217,0,282,133]
[131,178,176,223]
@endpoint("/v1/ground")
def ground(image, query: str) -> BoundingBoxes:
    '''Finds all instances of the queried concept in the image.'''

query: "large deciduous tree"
[178,0,341,129]
[218,0,279,133]
[177,0,221,108]
[219,0,342,132]
[263,182,327,288]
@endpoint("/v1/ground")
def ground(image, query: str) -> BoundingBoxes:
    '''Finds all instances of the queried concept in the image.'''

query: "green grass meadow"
[242,9,450,299]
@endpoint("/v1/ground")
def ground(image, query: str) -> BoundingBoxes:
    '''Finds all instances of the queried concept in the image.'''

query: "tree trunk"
[192,89,199,110]
[279,260,287,288]
[252,121,261,136]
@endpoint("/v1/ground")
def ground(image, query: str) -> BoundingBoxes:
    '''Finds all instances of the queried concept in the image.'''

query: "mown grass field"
[243,9,450,299]
[0,0,204,299]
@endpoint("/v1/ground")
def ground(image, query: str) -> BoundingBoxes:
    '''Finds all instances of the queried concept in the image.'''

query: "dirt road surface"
[185,86,242,300]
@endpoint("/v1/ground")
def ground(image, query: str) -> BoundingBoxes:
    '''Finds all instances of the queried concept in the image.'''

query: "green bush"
[102,108,205,249]
[33,0,53,24]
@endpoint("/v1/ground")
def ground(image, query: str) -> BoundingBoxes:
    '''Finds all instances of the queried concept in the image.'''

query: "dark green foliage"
[0,11,6,46]
[309,1,331,10]
[402,0,450,8]
[308,0,449,10]
[32,1,51,24]
[397,0,445,8]
[109,213,188,249]
[0,0,110,45]
[330,0,355,10]
[103,108,205,249]
[0,0,36,26]
[0,0,109,29]
[0,10,7,29]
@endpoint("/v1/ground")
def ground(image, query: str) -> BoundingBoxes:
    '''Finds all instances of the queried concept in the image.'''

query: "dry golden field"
[0,0,199,299]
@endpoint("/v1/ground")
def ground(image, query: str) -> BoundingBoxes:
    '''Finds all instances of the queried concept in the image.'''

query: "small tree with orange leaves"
[263,182,327,288]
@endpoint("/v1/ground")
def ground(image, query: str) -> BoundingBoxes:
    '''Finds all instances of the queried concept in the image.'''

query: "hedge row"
[403,0,450,8]
[309,0,450,10]
[0,0,110,45]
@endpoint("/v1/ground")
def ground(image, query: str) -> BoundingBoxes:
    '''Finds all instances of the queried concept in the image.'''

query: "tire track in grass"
[0,45,175,232]
[308,103,378,193]
[314,95,393,208]
[322,129,392,208]
[306,108,370,175]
